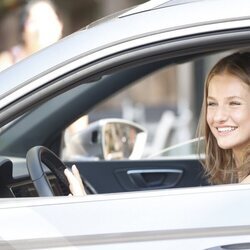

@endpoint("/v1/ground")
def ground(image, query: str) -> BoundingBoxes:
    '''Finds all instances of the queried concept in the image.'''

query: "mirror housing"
[64,119,147,160]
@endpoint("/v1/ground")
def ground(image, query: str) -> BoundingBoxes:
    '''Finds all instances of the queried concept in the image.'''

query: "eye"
[207,101,217,107]
[229,101,241,106]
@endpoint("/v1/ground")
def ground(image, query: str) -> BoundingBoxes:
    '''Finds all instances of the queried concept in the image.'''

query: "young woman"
[198,52,250,184]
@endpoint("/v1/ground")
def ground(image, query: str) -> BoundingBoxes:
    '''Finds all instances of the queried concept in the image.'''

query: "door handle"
[207,242,250,249]
[127,169,183,188]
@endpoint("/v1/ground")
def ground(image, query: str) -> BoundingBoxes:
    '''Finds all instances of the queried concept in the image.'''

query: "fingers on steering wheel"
[72,165,85,190]
[64,166,86,196]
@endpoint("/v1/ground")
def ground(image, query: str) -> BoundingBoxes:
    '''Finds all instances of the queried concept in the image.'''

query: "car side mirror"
[64,119,147,160]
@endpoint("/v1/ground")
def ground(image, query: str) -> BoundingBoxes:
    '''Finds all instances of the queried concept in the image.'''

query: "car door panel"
[67,159,209,194]
[0,184,250,250]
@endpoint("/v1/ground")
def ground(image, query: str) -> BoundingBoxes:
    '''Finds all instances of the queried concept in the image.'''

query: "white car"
[0,0,250,249]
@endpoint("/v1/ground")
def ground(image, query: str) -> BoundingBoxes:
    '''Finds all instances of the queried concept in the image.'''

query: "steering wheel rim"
[26,146,97,196]
[26,146,70,196]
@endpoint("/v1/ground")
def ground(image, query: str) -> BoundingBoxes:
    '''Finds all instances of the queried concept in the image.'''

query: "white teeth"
[217,127,236,132]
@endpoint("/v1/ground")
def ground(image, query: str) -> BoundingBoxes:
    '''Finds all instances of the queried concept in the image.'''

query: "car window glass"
[62,52,227,161]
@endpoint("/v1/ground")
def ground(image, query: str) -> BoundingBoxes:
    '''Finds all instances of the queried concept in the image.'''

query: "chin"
[217,140,234,150]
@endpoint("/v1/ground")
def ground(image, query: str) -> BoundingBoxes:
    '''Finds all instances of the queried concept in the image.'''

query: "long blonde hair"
[197,52,250,184]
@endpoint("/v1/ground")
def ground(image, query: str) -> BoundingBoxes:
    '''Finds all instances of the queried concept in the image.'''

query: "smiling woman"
[198,52,250,184]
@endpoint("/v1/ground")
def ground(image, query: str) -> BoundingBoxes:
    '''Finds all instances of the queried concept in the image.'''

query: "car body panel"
[1,185,250,249]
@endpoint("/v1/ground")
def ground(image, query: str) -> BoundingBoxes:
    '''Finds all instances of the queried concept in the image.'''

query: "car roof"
[119,0,200,17]
[0,0,250,99]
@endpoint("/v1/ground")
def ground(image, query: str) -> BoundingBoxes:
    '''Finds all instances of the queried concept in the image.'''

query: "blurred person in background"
[0,0,63,71]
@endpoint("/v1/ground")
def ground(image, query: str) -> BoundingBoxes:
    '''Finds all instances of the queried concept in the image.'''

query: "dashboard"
[0,157,65,197]
[9,176,64,197]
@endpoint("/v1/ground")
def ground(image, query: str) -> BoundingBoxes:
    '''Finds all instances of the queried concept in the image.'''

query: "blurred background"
[0,0,146,51]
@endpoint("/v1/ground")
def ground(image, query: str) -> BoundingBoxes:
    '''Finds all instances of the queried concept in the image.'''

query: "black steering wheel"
[26,146,97,196]
[26,146,71,196]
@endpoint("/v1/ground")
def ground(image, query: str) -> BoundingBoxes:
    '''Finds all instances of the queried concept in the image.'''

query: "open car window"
[61,51,229,162]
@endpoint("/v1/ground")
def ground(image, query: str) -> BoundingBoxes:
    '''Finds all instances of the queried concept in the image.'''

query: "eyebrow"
[228,95,244,99]
[207,96,244,100]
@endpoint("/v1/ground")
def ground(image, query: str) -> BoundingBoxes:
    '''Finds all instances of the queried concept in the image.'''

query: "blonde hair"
[197,52,250,184]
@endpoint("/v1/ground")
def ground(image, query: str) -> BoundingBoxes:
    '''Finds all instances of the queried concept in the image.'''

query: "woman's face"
[206,72,250,155]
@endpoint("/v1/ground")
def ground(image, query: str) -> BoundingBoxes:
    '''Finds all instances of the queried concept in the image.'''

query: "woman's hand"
[64,165,86,196]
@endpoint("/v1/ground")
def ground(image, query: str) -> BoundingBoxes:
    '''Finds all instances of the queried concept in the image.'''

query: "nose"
[213,106,229,123]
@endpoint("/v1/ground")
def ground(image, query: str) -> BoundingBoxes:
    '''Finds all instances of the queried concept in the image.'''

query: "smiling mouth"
[216,127,237,133]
